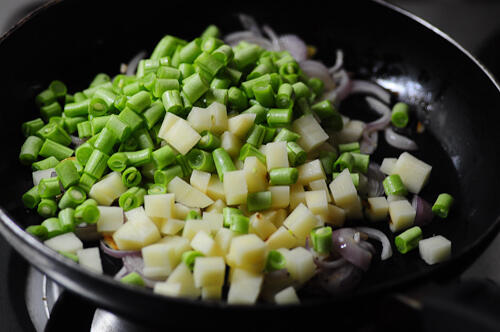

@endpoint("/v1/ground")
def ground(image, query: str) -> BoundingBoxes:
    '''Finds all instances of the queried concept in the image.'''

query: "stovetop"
[2,0,500,331]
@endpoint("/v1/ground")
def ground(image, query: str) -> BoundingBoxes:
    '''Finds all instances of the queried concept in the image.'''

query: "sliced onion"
[126,50,147,76]
[114,266,128,280]
[322,69,351,102]
[329,49,344,74]
[238,13,262,36]
[315,263,364,295]
[122,255,158,288]
[300,60,336,91]
[356,227,393,260]
[331,228,372,271]
[74,224,101,241]
[279,34,308,62]
[360,130,378,154]
[262,25,281,51]
[384,127,418,151]
[365,162,386,197]
[224,31,274,50]
[100,239,141,259]
[358,240,376,254]
[412,195,434,226]
[349,79,392,104]
[314,257,347,270]
[70,135,86,147]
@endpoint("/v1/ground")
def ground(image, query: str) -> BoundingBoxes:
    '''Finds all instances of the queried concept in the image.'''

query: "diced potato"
[182,219,212,240]
[89,171,128,206]
[305,190,329,215]
[380,157,398,175]
[243,156,267,193]
[226,234,268,272]
[144,193,175,220]
[289,183,306,210]
[279,247,316,285]
[343,195,364,220]
[265,141,289,171]
[32,168,55,186]
[266,226,297,250]
[297,159,326,185]
[269,186,290,209]
[329,168,357,208]
[44,232,83,254]
[366,197,389,221]
[314,214,326,228]
[187,106,211,133]
[160,218,185,236]
[223,170,248,205]
[228,113,256,138]
[159,114,201,155]
[206,175,226,202]
[272,209,288,228]
[306,142,336,160]
[158,112,180,139]
[174,203,200,220]
[221,131,242,158]
[333,119,365,143]
[142,243,177,279]
[387,195,407,203]
[249,212,277,240]
[190,231,222,256]
[227,268,263,305]
[190,170,211,194]
[308,179,332,202]
[155,263,200,299]
[96,206,124,234]
[113,209,161,250]
[193,256,225,288]
[419,235,452,265]
[201,286,222,300]
[388,200,416,232]
[283,203,317,242]
[325,204,346,227]
[202,211,223,235]
[168,177,214,208]
[207,102,229,135]
[274,286,300,304]
[158,236,192,258]
[205,199,226,213]
[292,114,329,152]
[391,152,432,194]
[214,227,236,254]
[77,247,103,274]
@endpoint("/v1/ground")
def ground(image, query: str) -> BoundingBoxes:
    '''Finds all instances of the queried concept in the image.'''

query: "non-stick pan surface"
[1,0,500,328]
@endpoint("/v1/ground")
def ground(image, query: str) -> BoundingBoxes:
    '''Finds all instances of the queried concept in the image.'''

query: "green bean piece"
[187,149,216,172]
[78,173,96,193]
[212,148,236,182]
[38,123,72,146]
[105,114,132,142]
[41,217,64,238]
[40,102,62,121]
[252,84,275,108]
[32,156,59,171]
[205,88,228,106]
[38,177,61,198]
[151,35,186,60]
[182,73,209,104]
[74,199,100,224]
[186,210,202,221]
[59,251,79,263]
[58,186,87,210]
[120,272,145,287]
[119,187,146,211]
[266,108,293,127]
[58,207,76,233]
[22,118,45,137]
[162,90,185,115]
[124,148,152,167]
[310,226,333,254]
[55,159,80,189]
[64,116,86,135]
[432,193,454,218]
[308,78,324,96]
[23,185,41,209]
[230,214,250,234]
[241,104,267,124]
[238,143,266,165]
[84,149,109,179]
[391,102,410,128]
[182,250,204,271]
[269,167,299,185]
[118,107,144,132]
[222,207,243,227]
[319,151,337,175]
[351,152,370,174]
[37,198,58,218]
[36,89,56,107]
[154,165,183,186]
[107,152,129,172]
[147,183,167,195]
[246,124,266,147]
[19,136,44,165]
[26,225,48,240]
[75,142,94,166]
[247,191,272,212]
[93,127,117,155]
[273,128,300,142]
[287,141,307,166]
[276,83,293,109]
[152,144,176,170]
[383,174,408,197]
[265,250,286,272]
[334,152,355,172]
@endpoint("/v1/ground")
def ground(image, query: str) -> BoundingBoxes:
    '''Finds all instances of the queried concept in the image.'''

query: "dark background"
[0,0,499,331]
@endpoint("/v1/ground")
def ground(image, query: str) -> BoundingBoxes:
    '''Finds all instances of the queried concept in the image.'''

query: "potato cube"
[221,131,242,158]
[280,247,316,285]
[243,156,267,193]
[388,200,416,232]
[190,170,212,194]
[168,177,213,208]
[193,256,225,288]
[227,268,263,305]
[76,247,103,274]
[205,199,226,214]
[155,263,200,299]
[274,286,300,304]
[160,218,185,236]
[265,141,289,171]
[190,231,222,257]
[249,212,277,240]
[159,115,201,155]
[112,213,161,251]
[142,243,177,279]
[419,235,452,265]
[283,203,317,242]
[226,234,268,272]
[272,209,288,228]
[292,114,329,152]
[201,286,222,300]
[207,102,228,135]
[153,282,182,298]
[289,184,307,210]
[308,179,332,202]
[202,211,223,235]
[206,174,226,202]
[269,186,290,209]
[305,190,329,215]
[182,219,212,240]
[144,194,175,220]
[223,170,248,205]
[266,226,297,250]
[228,113,256,138]
[380,157,397,175]
[333,119,365,143]
[214,227,236,254]
[158,236,192,258]
[329,168,357,208]
[343,195,364,220]
[44,232,83,254]
[391,152,432,194]
[174,203,200,220]
[97,206,124,234]
[366,197,389,221]
[297,159,326,185]
[89,171,128,206]
[387,195,407,203]
[325,204,346,227]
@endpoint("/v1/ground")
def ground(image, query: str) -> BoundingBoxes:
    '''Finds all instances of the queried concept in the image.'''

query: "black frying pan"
[1,0,500,329]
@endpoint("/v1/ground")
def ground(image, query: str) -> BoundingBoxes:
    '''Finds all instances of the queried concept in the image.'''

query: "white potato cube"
[226,234,268,272]
[228,113,256,138]
[205,199,226,214]
[182,219,212,240]
[77,247,103,274]
[193,256,225,288]
[220,131,242,158]
[292,114,329,152]
[266,226,297,250]
[366,197,389,221]
[380,157,398,175]
[391,152,432,194]
[155,263,200,299]
[243,156,267,193]
[44,232,83,254]
[202,211,223,235]
[279,247,316,285]
[206,175,226,202]
[142,243,177,279]
[249,212,277,240]
[112,214,161,251]
[419,235,452,265]
[388,200,416,232]
[159,114,201,155]
[283,203,317,242]
[325,204,346,227]
[158,112,180,138]
[190,231,222,256]
[387,195,407,203]
[333,119,365,143]
[174,203,199,220]
[32,168,55,186]
[144,194,175,220]
[308,179,332,202]
[269,186,290,209]
[227,268,263,305]
[297,159,326,185]
[214,227,236,254]
[274,286,300,304]
[329,168,357,208]
[305,190,329,215]
[201,286,222,300]
[289,183,306,210]
[223,170,248,205]
[207,102,228,135]
[265,141,289,171]
[187,106,211,133]
[89,172,128,206]
[190,170,211,194]
[96,206,124,234]
[168,177,214,208]
[160,218,185,236]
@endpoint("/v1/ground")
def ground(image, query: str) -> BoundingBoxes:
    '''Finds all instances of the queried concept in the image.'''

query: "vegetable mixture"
[19,15,454,305]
